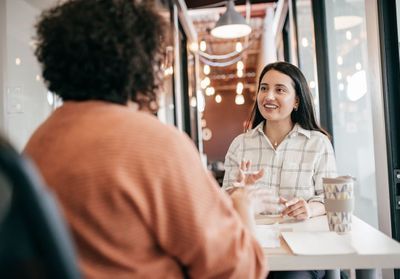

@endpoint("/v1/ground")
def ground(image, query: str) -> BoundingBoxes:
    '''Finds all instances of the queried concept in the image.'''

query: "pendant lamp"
[211,0,252,39]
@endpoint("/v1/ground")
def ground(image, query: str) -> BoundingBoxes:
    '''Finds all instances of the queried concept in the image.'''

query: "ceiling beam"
[185,0,276,9]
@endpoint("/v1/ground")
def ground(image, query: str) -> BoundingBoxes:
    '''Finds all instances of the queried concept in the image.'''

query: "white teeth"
[264,104,278,109]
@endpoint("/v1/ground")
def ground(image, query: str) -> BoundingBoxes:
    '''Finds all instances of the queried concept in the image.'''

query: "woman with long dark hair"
[223,62,337,279]
[223,61,337,220]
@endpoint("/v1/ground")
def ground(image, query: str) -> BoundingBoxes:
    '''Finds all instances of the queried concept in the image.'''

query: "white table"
[256,215,400,278]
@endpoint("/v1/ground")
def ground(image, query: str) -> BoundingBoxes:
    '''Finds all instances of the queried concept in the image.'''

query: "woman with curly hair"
[23,0,267,278]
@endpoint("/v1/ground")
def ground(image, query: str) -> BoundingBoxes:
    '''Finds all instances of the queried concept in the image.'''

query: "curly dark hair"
[34,0,165,105]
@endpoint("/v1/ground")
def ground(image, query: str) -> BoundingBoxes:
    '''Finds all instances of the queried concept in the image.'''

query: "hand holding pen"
[281,197,312,220]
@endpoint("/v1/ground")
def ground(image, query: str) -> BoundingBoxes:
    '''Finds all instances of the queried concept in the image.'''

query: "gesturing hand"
[281,197,311,220]
[236,160,264,186]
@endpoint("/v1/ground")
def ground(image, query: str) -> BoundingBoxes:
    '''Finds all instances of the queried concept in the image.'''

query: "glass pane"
[155,1,176,126]
[324,0,378,227]
[295,0,320,120]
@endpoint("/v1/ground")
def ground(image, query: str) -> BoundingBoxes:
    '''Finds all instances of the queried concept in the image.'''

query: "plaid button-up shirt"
[222,122,337,203]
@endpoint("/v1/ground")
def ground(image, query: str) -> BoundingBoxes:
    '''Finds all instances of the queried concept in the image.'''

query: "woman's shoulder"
[308,130,333,149]
[231,128,259,144]
[309,130,330,140]
[228,133,246,148]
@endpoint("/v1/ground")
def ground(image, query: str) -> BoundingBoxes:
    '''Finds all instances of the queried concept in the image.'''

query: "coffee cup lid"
[323,175,355,184]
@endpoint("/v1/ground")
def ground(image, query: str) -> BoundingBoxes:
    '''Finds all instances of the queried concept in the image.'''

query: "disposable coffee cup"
[323,176,354,234]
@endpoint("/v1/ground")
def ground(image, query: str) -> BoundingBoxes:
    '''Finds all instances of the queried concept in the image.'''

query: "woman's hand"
[236,160,264,186]
[281,198,311,220]
[226,187,256,233]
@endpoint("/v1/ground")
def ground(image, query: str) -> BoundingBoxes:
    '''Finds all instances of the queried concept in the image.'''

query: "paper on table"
[255,224,280,248]
[281,231,356,255]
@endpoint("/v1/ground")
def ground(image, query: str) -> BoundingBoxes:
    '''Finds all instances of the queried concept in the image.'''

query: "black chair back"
[0,147,81,279]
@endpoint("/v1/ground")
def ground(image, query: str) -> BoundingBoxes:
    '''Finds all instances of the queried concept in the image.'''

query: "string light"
[205,87,215,96]
[189,42,199,52]
[237,61,244,71]
[215,94,222,103]
[200,40,207,52]
[203,64,210,75]
[235,42,243,52]
[235,94,245,105]
[236,82,244,94]
[200,77,211,89]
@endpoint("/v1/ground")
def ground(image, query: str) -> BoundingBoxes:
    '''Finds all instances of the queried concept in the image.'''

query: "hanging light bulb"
[200,40,207,52]
[200,79,208,89]
[215,94,222,103]
[237,61,244,71]
[189,42,199,52]
[211,0,251,39]
[235,42,243,52]
[203,64,210,75]
[200,77,211,89]
[205,87,215,96]
[236,82,244,94]
[235,94,245,105]
[204,77,210,86]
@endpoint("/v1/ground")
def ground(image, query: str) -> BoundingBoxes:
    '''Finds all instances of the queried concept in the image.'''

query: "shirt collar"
[289,123,311,139]
[249,121,311,139]
[249,121,265,137]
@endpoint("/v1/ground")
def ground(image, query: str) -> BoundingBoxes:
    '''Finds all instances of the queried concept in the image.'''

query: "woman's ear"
[294,96,300,110]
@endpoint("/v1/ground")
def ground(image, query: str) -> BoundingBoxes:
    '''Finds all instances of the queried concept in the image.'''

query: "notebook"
[281,231,357,255]
[255,224,281,248]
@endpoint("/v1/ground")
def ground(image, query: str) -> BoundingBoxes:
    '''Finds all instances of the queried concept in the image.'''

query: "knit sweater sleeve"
[130,128,267,279]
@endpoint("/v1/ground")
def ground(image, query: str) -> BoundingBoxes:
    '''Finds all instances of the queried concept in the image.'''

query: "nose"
[265,89,275,100]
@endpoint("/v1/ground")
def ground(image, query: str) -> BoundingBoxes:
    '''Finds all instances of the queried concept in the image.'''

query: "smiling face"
[257,69,299,126]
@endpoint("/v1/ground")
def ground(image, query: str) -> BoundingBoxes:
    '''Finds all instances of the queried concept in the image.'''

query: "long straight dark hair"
[246,61,329,137]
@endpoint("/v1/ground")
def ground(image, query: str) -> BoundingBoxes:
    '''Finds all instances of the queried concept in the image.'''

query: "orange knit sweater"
[24,101,266,279]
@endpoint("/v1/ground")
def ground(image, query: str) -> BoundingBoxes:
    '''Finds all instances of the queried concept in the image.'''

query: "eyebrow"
[260,82,289,89]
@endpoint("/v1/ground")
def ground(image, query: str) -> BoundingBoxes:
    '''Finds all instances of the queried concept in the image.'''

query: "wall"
[0,0,5,133]
[203,90,254,163]
[0,0,54,151]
